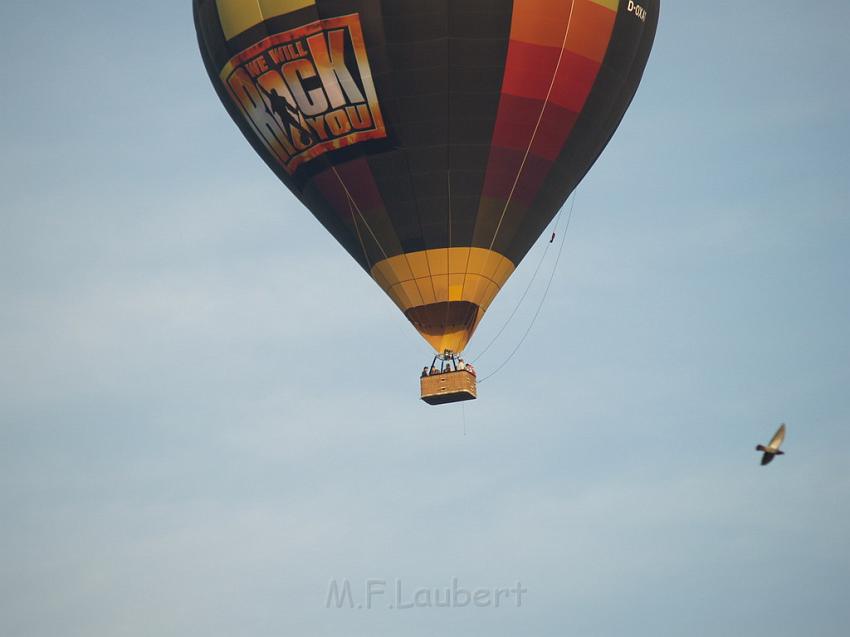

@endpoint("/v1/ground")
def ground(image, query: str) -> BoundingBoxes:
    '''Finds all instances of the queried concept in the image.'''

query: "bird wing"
[761,452,774,466]
[768,423,786,451]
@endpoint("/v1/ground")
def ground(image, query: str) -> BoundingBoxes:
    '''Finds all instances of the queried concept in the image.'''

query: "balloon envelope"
[194,0,659,353]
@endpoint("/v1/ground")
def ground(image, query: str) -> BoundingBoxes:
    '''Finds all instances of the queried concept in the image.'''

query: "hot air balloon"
[194,0,659,403]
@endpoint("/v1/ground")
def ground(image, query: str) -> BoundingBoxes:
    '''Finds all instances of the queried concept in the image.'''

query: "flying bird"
[756,423,786,466]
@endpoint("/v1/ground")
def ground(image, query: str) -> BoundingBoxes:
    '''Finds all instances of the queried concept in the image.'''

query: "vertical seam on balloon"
[224,1,291,167]
[331,165,425,307]
[364,37,437,305]
[331,166,389,261]
[253,0,266,34]
[348,195,372,270]
[486,0,577,254]
[443,8,453,352]
[368,11,438,307]
[458,176,476,346]
[442,172,453,351]
[450,22,475,352]
[316,7,428,309]
[363,32,439,305]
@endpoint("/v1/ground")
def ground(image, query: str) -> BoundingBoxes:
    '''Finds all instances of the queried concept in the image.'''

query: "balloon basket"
[420,369,477,406]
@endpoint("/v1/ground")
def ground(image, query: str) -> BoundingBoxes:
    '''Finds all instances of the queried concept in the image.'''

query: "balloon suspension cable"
[471,192,575,365]
[427,350,460,374]
[332,166,390,264]
[477,193,577,385]
[443,171,454,348]
[457,10,576,352]
[462,402,467,436]
[485,1,576,255]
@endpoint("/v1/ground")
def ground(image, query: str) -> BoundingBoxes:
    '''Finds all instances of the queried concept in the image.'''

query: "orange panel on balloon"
[564,0,618,63]
[510,0,575,48]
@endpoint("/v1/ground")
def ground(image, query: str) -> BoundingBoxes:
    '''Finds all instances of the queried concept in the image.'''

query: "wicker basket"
[420,369,477,405]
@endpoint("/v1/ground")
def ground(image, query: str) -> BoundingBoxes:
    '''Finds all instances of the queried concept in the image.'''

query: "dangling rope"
[485,2,577,254]
[477,193,577,384]
[457,6,575,354]
[462,402,467,436]
[332,166,390,262]
[471,194,572,364]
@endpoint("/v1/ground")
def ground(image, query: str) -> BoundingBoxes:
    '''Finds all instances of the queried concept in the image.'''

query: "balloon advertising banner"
[220,14,387,175]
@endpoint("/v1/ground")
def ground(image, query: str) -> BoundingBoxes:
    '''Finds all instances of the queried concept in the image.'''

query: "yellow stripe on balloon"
[216,0,317,40]
[587,0,619,10]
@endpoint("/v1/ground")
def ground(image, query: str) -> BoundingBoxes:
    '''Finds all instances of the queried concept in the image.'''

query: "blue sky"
[1,2,849,636]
